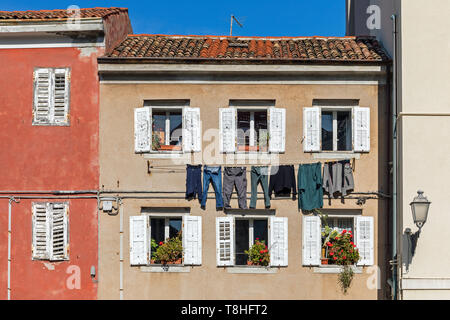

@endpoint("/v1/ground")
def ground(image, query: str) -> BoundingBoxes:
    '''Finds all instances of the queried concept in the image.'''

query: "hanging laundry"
[269,165,297,200]
[250,166,271,209]
[185,164,203,202]
[323,160,355,201]
[223,167,248,210]
[201,166,224,210]
[298,162,324,211]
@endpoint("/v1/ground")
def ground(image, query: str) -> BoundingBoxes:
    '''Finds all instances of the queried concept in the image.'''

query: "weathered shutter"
[183,216,202,265]
[353,107,371,152]
[129,215,149,266]
[183,107,201,153]
[53,68,70,125]
[219,108,236,153]
[33,68,52,124]
[216,217,234,266]
[355,216,374,266]
[303,107,321,152]
[32,203,50,260]
[134,107,152,153]
[49,203,69,261]
[302,216,321,266]
[269,217,288,267]
[269,107,286,153]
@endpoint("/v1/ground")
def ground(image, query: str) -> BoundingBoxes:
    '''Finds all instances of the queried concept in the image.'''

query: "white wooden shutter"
[183,107,201,153]
[355,216,374,266]
[134,107,152,153]
[303,107,321,152]
[49,202,69,261]
[219,108,236,153]
[269,107,286,153]
[129,215,149,266]
[183,216,202,265]
[32,203,50,260]
[33,68,52,124]
[269,217,288,267]
[53,68,70,125]
[216,217,234,266]
[302,216,321,266]
[353,107,370,152]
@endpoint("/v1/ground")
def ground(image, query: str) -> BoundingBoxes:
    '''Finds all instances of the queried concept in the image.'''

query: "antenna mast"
[230,15,243,36]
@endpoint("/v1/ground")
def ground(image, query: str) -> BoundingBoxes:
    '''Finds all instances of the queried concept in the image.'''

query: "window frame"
[32,67,71,127]
[234,217,270,266]
[150,106,184,154]
[320,106,353,153]
[236,108,270,154]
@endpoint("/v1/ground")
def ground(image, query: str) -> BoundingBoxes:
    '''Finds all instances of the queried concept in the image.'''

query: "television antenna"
[230,15,243,36]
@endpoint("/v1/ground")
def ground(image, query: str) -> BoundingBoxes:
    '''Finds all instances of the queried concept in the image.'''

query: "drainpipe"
[8,197,20,300]
[390,14,398,300]
[119,199,124,300]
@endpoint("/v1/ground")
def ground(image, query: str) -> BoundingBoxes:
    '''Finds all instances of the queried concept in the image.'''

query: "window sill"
[226,266,278,274]
[312,265,363,274]
[143,152,191,160]
[312,152,361,160]
[140,265,191,273]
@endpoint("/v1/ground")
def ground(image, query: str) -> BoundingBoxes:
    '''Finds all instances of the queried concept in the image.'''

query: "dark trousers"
[223,167,248,209]
[201,166,224,209]
[250,166,271,209]
[186,165,202,202]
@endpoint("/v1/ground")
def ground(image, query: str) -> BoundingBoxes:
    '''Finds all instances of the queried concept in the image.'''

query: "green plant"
[327,230,360,294]
[150,238,159,260]
[245,239,270,266]
[151,118,162,150]
[153,232,183,264]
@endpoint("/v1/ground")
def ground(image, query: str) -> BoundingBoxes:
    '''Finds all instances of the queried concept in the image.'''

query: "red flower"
[343,256,347,260]
[343,230,347,234]
[260,250,264,254]
[159,242,163,246]
[329,252,334,256]
[350,242,354,246]
[333,257,337,261]
[256,238,259,241]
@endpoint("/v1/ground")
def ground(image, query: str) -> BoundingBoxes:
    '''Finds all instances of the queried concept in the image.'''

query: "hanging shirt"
[298,162,324,211]
[269,165,297,200]
[323,160,355,199]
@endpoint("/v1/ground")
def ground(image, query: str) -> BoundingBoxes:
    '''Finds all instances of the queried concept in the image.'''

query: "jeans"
[223,167,248,209]
[186,165,202,203]
[201,166,224,209]
[250,166,271,209]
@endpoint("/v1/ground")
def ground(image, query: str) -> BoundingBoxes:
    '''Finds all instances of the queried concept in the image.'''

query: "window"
[32,202,69,261]
[302,215,374,267]
[220,104,286,154]
[216,216,288,267]
[303,106,370,153]
[33,68,70,126]
[134,104,201,154]
[129,215,202,266]
[237,110,269,152]
[152,109,183,151]
[321,110,352,151]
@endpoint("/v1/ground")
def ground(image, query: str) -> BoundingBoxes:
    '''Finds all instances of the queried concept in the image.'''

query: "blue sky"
[2,0,346,37]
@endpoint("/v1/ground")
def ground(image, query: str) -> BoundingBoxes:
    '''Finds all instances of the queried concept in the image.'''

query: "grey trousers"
[223,167,248,209]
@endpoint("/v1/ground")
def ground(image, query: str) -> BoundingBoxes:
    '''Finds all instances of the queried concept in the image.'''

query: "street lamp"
[410,190,431,229]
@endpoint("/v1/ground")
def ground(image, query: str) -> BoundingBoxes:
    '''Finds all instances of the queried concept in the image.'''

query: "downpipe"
[7,197,20,301]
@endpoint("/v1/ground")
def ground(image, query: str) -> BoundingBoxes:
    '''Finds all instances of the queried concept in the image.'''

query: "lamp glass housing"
[410,191,431,229]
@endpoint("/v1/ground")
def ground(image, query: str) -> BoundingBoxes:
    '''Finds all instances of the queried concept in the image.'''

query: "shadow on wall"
[402,229,421,272]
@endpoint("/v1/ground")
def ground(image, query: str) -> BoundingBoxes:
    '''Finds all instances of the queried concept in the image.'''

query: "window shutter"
[269,107,286,153]
[219,108,236,153]
[355,216,374,266]
[53,68,70,125]
[129,215,149,266]
[49,203,69,261]
[33,68,52,124]
[183,107,201,153]
[269,217,288,267]
[32,203,50,260]
[216,217,234,266]
[134,107,152,153]
[302,216,321,266]
[353,107,370,152]
[303,107,321,152]
[182,216,202,265]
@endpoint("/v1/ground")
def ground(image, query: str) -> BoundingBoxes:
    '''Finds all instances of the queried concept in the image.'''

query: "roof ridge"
[127,33,358,40]
[0,7,128,13]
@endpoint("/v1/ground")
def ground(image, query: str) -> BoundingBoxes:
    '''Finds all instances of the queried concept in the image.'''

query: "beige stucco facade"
[97,67,390,300]
[347,0,450,300]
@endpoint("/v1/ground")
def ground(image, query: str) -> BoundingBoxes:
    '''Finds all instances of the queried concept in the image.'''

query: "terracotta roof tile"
[0,7,128,20]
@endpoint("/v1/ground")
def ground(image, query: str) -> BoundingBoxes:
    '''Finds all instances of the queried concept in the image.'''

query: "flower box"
[158,145,182,151]
[321,258,329,265]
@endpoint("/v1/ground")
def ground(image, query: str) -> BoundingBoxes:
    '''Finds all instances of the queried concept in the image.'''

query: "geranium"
[245,240,270,266]
[328,231,360,266]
